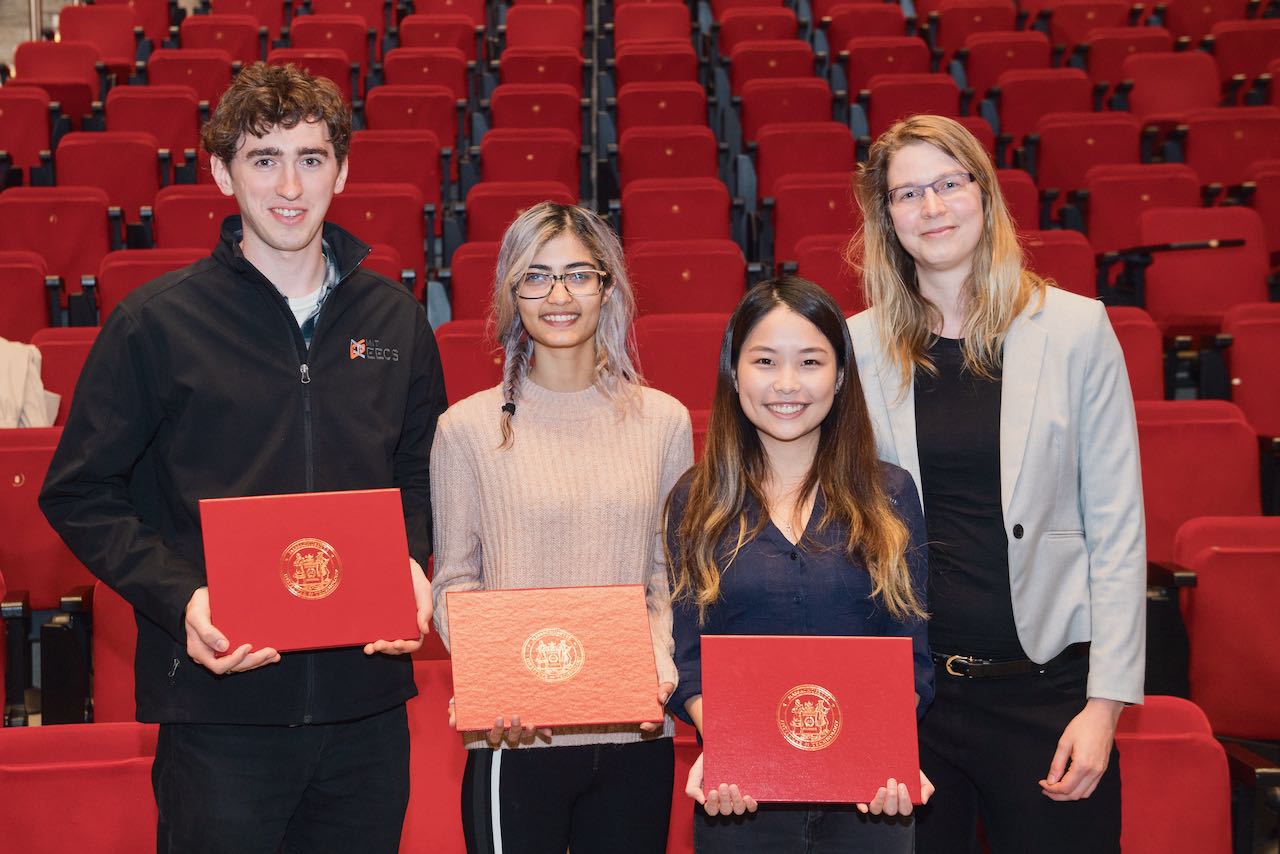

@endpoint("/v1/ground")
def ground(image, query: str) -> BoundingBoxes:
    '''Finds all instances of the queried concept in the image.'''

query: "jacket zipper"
[268,247,368,725]
[300,363,314,494]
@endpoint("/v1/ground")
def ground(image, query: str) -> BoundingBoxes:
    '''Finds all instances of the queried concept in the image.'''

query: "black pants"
[915,648,1122,854]
[152,704,410,854]
[695,803,914,854]
[461,737,674,854]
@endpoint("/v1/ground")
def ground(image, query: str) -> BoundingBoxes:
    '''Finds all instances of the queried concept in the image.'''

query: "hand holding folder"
[362,558,434,657]
[184,586,281,675]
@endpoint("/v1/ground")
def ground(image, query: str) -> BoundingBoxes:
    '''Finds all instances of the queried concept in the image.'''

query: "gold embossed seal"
[777,684,842,751]
[279,538,342,600]
[522,628,585,683]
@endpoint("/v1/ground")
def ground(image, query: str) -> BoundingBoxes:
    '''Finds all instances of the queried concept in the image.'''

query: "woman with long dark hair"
[849,114,1145,853]
[666,276,934,853]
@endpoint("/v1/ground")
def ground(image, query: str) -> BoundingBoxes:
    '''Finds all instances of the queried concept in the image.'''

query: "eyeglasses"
[886,172,977,207]
[514,268,608,300]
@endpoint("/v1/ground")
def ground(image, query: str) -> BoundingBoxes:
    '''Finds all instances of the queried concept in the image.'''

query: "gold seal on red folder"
[778,684,842,752]
[522,628,585,683]
[280,538,342,600]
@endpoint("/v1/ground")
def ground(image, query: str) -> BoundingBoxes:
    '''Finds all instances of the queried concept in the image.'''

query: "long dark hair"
[667,276,924,623]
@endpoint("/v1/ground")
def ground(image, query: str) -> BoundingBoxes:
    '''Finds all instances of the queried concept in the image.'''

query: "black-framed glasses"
[886,172,977,207]
[514,269,608,299]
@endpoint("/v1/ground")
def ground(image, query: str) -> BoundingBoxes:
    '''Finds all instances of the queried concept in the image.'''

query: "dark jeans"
[461,737,674,854]
[915,647,1122,854]
[694,803,915,854]
[152,704,410,854]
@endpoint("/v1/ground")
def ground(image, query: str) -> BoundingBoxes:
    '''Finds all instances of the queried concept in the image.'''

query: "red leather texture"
[201,488,419,653]
[701,635,921,804]
[447,585,662,731]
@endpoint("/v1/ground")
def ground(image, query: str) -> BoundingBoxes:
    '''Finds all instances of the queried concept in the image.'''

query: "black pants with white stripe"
[461,737,674,854]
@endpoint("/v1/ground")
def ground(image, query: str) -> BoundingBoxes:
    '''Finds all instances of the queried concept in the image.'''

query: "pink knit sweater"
[430,378,693,749]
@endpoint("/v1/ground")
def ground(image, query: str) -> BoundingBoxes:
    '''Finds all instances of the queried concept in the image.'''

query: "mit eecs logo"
[349,338,399,361]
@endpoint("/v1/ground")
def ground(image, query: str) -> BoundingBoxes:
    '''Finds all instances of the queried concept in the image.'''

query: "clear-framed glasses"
[514,268,608,299]
[886,172,977,207]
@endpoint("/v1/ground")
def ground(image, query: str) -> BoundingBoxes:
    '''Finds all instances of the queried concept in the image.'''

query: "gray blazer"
[848,287,1147,705]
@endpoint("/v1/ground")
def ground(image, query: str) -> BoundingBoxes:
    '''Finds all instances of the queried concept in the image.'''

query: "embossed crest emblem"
[279,538,342,600]
[777,684,842,751]
[522,628,585,683]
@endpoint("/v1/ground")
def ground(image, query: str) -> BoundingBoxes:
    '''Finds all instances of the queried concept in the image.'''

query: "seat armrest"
[1147,560,1196,589]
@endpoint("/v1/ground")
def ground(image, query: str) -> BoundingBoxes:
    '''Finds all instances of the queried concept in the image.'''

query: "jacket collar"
[212,215,372,287]
[869,288,1048,516]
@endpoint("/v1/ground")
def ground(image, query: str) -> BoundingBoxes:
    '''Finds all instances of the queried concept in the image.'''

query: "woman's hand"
[486,715,553,748]
[856,771,933,816]
[1039,697,1123,801]
[685,752,759,816]
[639,681,675,733]
[448,696,552,745]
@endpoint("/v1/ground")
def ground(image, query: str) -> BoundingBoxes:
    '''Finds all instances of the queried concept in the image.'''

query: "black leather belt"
[932,643,1089,679]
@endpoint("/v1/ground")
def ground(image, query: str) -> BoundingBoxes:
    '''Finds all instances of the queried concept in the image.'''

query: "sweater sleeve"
[647,405,693,690]
[38,305,205,641]
[429,413,486,650]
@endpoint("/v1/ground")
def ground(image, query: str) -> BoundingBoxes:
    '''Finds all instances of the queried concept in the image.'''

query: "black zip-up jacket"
[39,217,447,725]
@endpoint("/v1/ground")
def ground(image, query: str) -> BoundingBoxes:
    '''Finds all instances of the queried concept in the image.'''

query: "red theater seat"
[91,579,139,723]
[401,659,468,853]
[635,313,728,411]
[1135,400,1259,562]
[1222,303,1280,438]
[31,327,99,426]
[0,251,53,343]
[627,239,746,315]
[434,319,502,404]
[1105,306,1164,402]
[1114,697,1232,854]
[0,187,114,292]
[0,427,98,609]
[444,241,499,320]
[91,248,206,321]
[1023,229,1095,299]
[0,721,159,852]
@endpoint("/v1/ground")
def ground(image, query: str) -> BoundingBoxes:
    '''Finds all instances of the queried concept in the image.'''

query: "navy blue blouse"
[667,463,935,724]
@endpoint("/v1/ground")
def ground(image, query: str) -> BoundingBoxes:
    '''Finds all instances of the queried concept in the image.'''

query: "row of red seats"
[0,692,1249,853]
[4,317,1273,621]
[4,134,1272,341]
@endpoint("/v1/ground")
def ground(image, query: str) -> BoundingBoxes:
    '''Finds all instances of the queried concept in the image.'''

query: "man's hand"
[364,558,433,656]
[1040,697,1124,801]
[185,586,279,675]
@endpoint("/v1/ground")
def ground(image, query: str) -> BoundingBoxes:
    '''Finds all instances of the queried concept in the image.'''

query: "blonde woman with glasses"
[847,115,1146,854]
[431,202,692,854]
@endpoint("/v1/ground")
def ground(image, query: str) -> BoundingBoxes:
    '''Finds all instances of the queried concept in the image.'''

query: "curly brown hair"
[201,62,352,165]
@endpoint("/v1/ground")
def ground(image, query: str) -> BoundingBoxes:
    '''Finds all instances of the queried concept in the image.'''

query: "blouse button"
[789,551,798,561]
[1012,524,1024,539]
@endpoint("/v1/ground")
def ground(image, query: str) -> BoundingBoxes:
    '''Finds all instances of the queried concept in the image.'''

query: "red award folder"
[701,635,921,804]
[200,488,419,653]
[446,585,662,731]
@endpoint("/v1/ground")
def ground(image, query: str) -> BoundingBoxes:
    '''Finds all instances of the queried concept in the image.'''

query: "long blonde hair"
[850,115,1046,391]
[666,277,925,625]
[490,202,643,447]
